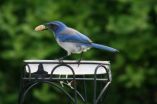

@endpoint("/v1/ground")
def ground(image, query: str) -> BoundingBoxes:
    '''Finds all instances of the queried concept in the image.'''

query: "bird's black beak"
[34,24,48,31]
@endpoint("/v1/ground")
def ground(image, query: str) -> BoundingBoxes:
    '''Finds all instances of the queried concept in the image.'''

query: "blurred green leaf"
[33,84,58,102]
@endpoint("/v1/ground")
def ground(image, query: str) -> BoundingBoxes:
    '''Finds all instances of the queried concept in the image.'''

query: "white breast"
[56,39,90,54]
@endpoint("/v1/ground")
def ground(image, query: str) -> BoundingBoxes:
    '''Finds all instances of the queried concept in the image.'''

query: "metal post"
[18,61,111,104]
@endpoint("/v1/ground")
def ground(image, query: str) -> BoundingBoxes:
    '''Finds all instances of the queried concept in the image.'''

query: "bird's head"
[35,21,67,33]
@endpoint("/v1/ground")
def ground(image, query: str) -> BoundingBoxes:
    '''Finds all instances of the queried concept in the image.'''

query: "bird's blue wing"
[57,28,92,44]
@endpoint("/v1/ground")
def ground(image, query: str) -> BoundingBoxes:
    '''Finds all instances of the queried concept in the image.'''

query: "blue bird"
[35,21,118,62]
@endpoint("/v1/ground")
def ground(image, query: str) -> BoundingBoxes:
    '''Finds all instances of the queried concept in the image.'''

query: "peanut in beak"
[34,25,47,31]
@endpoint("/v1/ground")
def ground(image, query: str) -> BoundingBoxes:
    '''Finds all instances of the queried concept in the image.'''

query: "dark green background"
[0,0,157,104]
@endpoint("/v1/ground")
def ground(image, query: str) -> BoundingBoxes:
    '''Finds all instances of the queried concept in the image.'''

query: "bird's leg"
[58,55,67,63]
[57,52,71,63]
[78,52,83,67]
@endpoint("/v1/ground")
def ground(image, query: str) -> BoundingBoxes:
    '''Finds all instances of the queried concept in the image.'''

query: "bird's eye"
[49,24,57,30]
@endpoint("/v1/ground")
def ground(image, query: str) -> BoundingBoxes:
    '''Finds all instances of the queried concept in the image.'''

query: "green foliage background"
[0,0,157,104]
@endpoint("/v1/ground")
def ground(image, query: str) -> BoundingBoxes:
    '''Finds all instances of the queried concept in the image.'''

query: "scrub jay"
[35,21,118,63]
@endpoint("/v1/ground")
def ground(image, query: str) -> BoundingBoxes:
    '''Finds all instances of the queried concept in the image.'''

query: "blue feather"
[90,43,118,52]
[57,28,92,44]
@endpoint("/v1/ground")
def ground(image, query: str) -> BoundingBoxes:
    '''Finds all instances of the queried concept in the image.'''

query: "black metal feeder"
[18,60,112,104]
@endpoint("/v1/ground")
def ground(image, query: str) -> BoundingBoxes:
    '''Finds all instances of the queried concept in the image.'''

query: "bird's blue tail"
[90,43,118,52]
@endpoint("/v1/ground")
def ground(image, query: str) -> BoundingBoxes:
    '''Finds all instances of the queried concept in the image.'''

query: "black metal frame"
[18,61,112,104]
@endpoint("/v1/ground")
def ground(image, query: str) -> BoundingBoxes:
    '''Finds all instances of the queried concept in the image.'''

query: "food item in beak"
[34,25,47,31]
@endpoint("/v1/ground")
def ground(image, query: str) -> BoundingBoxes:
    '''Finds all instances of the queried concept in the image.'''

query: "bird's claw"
[77,60,81,67]
[58,58,63,63]
[55,58,64,63]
